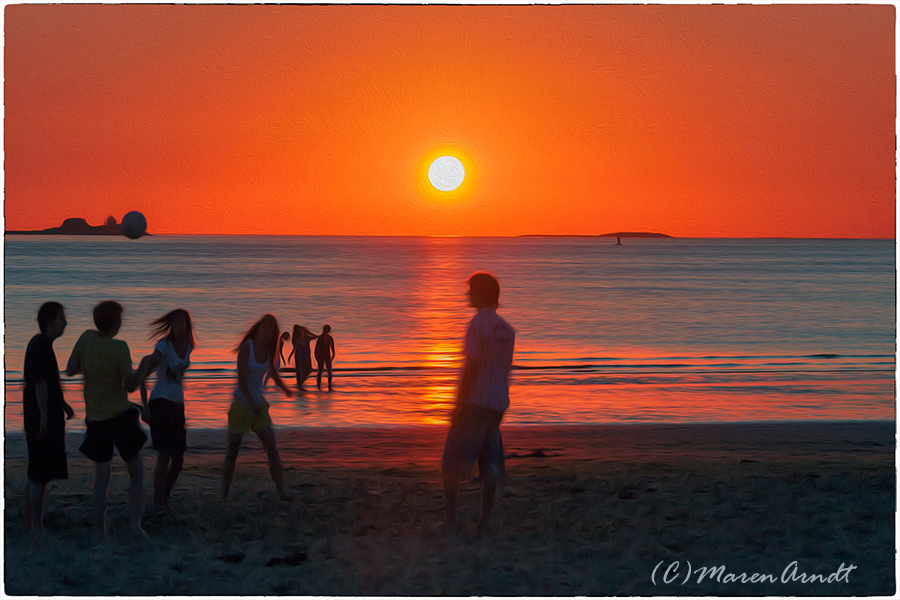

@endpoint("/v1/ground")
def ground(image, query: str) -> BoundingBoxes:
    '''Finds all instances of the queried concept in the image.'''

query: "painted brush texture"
[4,236,894,430]
[4,5,894,237]
[4,423,894,595]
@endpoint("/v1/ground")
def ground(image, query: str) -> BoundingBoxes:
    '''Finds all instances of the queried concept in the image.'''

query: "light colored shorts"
[441,404,505,481]
[227,401,273,434]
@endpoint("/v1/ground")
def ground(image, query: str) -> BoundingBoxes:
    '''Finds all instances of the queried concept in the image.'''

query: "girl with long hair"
[222,314,293,501]
[287,325,318,391]
[138,308,195,513]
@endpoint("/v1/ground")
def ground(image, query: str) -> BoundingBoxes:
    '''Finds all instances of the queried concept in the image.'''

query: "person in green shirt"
[67,301,147,543]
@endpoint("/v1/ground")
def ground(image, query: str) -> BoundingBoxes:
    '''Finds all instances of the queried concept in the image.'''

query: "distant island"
[597,232,671,238]
[6,217,149,236]
[518,232,672,238]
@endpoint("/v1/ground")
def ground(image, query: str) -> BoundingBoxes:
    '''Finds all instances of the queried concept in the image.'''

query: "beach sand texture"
[4,422,895,595]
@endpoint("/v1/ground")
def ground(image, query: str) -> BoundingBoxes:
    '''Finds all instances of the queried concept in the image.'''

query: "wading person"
[288,325,318,392]
[67,301,147,542]
[441,272,515,536]
[314,324,336,391]
[23,302,75,531]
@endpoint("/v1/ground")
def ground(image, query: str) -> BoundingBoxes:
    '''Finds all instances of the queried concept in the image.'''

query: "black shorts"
[148,398,187,454]
[26,429,68,484]
[441,404,505,481]
[79,405,147,463]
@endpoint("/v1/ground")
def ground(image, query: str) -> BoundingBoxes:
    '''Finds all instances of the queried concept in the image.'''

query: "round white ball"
[121,211,147,239]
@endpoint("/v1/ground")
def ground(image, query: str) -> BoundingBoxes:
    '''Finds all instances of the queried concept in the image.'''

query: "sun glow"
[416,145,476,203]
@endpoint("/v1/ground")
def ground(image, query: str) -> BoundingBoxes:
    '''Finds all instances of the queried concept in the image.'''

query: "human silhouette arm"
[65,351,81,377]
[136,351,161,413]
[124,357,145,393]
[453,358,479,421]
[330,338,336,361]
[140,381,150,420]
[138,352,162,383]
[35,380,49,441]
[269,354,293,398]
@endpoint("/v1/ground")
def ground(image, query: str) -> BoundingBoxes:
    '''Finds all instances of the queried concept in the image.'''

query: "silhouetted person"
[315,325,336,391]
[441,273,515,536]
[23,302,74,531]
[137,309,195,514]
[288,325,318,391]
[67,301,147,543]
[222,314,293,502]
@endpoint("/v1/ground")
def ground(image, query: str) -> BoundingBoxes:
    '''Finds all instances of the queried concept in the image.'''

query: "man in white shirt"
[441,272,515,536]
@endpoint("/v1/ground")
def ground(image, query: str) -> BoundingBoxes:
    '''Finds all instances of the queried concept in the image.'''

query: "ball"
[121,211,147,239]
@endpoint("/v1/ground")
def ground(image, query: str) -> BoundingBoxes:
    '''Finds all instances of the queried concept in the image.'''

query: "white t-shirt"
[233,339,275,408]
[462,308,515,412]
[149,339,191,404]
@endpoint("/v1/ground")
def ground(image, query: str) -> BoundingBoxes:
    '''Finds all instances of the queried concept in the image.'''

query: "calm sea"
[4,235,895,430]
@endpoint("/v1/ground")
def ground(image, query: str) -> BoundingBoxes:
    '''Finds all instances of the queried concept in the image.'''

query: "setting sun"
[416,145,477,204]
[428,156,465,192]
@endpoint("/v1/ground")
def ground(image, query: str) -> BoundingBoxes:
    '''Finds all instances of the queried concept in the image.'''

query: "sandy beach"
[4,421,895,595]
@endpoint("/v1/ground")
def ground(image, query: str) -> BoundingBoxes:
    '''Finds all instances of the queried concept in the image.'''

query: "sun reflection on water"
[413,238,469,424]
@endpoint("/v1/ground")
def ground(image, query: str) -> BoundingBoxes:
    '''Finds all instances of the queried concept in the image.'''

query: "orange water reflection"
[413,238,468,425]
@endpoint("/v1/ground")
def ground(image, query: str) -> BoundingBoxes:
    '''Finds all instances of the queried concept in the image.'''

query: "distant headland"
[6,217,150,237]
[597,232,671,238]
[518,232,672,238]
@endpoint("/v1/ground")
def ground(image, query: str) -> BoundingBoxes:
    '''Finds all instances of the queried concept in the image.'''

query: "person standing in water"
[22,302,75,532]
[222,314,293,502]
[137,309,195,514]
[288,325,318,392]
[441,273,515,536]
[314,324,336,391]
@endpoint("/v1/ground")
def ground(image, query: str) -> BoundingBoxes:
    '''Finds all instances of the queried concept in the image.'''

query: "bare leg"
[125,456,147,542]
[442,471,458,535]
[154,451,171,512]
[166,451,184,498]
[299,365,310,391]
[222,433,243,502]
[25,479,47,532]
[93,462,111,540]
[256,427,289,500]
[477,472,498,536]
[316,365,324,390]
[326,361,333,391]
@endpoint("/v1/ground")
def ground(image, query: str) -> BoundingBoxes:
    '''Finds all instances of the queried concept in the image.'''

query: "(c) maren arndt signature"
[652,560,858,587]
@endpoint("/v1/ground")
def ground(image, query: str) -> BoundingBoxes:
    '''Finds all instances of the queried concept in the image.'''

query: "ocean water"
[4,235,895,429]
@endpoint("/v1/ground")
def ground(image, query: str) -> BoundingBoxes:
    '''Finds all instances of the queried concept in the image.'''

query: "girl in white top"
[222,314,293,502]
[138,309,195,513]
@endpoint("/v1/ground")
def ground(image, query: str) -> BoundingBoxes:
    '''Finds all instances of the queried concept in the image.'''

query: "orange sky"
[4,4,895,237]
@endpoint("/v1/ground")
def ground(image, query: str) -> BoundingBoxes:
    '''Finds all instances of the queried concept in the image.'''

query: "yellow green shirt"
[70,330,133,422]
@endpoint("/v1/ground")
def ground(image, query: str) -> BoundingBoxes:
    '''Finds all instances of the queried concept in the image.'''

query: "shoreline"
[5,421,894,595]
[5,421,895,468]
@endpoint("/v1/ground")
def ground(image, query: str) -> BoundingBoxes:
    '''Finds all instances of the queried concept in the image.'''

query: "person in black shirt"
[23,302,74,531]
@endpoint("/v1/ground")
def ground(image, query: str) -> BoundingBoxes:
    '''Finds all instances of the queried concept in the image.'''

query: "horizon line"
[4,231,896,240]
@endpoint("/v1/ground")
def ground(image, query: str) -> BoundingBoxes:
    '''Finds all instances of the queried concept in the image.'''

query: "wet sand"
[4,422,895,595]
